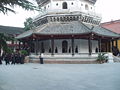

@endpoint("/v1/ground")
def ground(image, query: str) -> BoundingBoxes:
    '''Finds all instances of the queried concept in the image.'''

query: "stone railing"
[34,9,101,21]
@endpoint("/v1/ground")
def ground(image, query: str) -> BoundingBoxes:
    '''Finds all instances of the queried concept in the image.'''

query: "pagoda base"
[28,54,98,64]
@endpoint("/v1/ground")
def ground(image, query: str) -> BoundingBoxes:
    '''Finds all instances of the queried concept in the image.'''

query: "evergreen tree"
[24,17,34,31]
[0,0,39,55]
[0,33,13,55]
[0,0,39,14]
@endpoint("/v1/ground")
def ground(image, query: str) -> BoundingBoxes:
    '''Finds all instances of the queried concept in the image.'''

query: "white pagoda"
[16,0,119,63]
[34,0,101,26]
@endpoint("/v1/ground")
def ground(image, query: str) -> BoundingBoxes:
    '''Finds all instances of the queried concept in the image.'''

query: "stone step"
[29,57,97,64]
[43,60,98,64]
[29,59,98,64]
[29,57,97,62]
[28,55,98,64]
[113,56,120,63]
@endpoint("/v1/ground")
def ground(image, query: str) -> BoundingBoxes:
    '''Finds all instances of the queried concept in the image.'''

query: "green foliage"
[4,48,13,54]
[0,0,39,14]
[20,50,28,56]
[0,33,10,50]
[0,33,14,53]
[97,53,108,63]
[0,33,13,41]
[24,17,34,31]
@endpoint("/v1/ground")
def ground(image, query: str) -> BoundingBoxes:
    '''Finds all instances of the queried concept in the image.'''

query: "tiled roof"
[84,23,120,37]
[34,21,91,35]
[0,25,24,36]
[16,21,120,39]
[16,30,33,39]
[92,26,120,37]
[101,20,120,34]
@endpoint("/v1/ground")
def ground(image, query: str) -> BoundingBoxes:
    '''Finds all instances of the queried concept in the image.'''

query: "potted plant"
[20,50,29,63]
[20,50,28,56]
[5,47,13,54]
[97,53,108,64]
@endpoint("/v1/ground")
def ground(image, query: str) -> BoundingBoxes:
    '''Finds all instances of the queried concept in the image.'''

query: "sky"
[0,0,120,27]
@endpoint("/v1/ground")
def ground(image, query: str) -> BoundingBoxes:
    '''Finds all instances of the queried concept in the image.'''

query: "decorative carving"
[33,14,101,27]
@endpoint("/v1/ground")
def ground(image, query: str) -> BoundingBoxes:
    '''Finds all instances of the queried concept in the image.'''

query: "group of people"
[0,52,25,65]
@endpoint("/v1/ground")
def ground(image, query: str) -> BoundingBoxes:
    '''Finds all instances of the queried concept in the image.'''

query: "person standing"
[20,54,25,64]
[15,53,19,64]
[11,53,16,65]
[0,56,2,65]
[4,53,10,65]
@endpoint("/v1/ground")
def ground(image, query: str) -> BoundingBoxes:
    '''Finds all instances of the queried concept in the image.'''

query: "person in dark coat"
[11,53,16,65]
[19,54,22,64]
[0,56,2,65]
[18,53,21,64]
[15,53,20,64]
[4,53,10,65]
[20,54,25,64]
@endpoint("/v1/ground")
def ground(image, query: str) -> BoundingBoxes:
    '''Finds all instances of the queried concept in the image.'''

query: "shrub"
[97,53,108,63]
[5,48,13,54]
[20,50,28,56]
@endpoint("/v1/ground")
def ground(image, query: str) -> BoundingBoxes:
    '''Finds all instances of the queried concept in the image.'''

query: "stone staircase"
[28,54,98,64]
[113,56,120,62]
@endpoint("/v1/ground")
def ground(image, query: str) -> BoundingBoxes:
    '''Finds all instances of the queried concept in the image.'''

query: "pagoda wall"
[36,39,98,54]
[40,0,95,15]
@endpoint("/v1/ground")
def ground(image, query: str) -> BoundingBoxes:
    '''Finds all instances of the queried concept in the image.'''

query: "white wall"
[40,3,51,13]
[75,39,89,53]
[44,40,51,53]
[54,39,71,53]
[92,40,98,53]
[38,40,51,53]
[37,39,98,54]
[80,0,95,13]
[40,0,95,14]
[51,0,79,12]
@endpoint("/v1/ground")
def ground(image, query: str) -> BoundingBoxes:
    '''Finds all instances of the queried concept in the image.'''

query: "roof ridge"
[101,19,120,25]
[0,25,23,29]
[101,26,120,35]
[81,22,93,32]
[34,24,48,33]
[92,26,120,38]
[16,30,33,39]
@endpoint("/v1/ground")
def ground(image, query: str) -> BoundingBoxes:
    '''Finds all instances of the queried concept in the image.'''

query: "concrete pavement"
[0,63,120,90]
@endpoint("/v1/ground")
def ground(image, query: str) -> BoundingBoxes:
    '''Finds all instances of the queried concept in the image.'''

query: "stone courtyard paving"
[0,63,120,90]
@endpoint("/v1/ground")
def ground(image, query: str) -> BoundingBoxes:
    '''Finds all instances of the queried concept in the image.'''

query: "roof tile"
[101,20,120,34]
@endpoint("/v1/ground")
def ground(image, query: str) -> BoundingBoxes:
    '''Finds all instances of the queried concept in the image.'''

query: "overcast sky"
[0,0,120,27]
